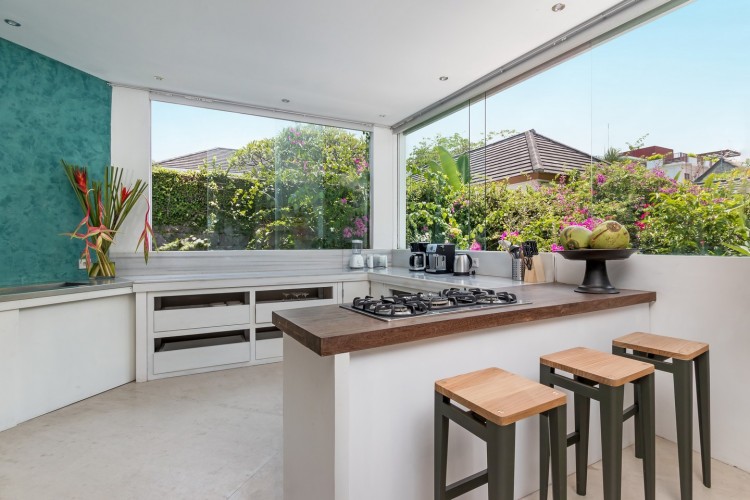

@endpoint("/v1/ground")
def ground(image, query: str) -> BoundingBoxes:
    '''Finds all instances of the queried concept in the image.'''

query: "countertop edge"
[274,286,657,356]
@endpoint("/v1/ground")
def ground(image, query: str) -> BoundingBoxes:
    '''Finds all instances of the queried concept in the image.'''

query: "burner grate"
[343,288,526,321]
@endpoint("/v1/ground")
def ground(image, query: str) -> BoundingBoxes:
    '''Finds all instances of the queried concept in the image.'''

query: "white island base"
[284,303,650,500]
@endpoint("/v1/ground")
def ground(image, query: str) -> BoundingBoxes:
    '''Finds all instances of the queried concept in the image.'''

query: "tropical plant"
[63,160,153,276]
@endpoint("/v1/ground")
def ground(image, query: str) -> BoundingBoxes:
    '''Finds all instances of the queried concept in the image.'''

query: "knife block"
[523,256,546,283]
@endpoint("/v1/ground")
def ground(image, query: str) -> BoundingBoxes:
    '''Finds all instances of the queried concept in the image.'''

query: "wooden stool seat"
[540,347,654,387]
[435,367,566,426]
[613,332,708,361]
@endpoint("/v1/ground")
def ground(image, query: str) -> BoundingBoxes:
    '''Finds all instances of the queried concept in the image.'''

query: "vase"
[88,253,116,278]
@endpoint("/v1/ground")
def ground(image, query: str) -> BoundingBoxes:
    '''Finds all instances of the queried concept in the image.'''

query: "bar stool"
[539,347,656,500]
[434,367,567,500]
[613,332,710,500]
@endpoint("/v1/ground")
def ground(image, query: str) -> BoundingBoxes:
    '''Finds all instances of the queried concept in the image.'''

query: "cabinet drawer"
[153,342,250,374]
[255,327,283,360]
[255,298,335,323]
[154,304,251,332]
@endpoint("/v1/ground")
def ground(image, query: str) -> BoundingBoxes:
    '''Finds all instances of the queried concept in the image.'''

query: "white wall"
[556,253,750,472]
[110,86,151,253]
[370,125,398,249]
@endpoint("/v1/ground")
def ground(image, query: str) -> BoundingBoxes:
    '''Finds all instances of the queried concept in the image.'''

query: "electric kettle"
[453,253,473,276]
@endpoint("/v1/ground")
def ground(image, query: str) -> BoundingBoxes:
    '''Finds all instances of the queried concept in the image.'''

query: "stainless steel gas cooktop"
[340,287,531,321]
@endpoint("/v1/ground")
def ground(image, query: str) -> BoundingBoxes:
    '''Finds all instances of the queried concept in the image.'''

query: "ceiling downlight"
[4,19,21,27]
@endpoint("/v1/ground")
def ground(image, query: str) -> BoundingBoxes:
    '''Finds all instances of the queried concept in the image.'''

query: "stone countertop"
[272,283,656,356]
[0,278,133,311]
[0,278,132,303]
[124,266,524,292]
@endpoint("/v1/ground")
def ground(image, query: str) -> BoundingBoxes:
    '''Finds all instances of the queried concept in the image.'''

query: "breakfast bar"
[273,283,656,500]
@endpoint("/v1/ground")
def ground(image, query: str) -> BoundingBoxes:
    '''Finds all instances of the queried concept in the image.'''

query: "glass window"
[151,101,370,250]
[403,0,750,256]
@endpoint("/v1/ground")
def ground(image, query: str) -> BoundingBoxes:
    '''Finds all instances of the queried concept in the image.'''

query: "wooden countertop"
[272,283,656,356]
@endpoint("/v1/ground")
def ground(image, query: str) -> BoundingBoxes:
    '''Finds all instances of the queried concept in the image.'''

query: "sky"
[406,0,750,160]
[152,0,750,162]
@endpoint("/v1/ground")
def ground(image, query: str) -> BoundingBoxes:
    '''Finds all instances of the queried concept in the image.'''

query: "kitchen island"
[273,283,655,500]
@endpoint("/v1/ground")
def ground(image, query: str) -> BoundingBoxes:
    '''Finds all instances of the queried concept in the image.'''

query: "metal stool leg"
[487,422,516,500]
[574,376,591,495]
[549,405,568,500]
[673,359,694,500]
[694,352,711,488]
[639,373,656,500]
[539,411,550,500]
[599,384,625,500]
[434,392,449,500]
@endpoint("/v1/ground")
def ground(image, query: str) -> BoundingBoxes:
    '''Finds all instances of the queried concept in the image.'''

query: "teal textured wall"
[0,37,111,286]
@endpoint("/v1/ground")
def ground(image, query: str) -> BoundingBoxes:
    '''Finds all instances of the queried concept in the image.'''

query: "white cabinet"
[139,282,341,380]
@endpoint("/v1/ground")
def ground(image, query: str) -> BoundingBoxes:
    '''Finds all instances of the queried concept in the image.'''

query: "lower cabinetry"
[139,282,345,381]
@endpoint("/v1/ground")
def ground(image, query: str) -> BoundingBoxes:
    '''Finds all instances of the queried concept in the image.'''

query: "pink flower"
[550,243,564,252]
[342,227,353,238]
[469,240,482,251]
[596,173,606,185]
[340,198,347,204]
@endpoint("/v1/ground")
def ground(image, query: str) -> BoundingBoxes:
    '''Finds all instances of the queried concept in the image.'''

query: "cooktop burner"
[342,288,530,321]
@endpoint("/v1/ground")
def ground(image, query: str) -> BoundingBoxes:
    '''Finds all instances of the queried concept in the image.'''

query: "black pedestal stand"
[558,249,637,294]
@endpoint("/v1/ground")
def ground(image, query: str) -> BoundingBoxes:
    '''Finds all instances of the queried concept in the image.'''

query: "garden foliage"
[407,157,749,255]
[152,125,370,250]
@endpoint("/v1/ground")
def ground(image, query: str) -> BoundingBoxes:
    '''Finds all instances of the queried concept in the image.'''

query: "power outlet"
[473,257,480,268]
[78,258,87,270]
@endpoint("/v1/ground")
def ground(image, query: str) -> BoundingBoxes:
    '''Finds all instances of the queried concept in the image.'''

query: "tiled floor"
[1,363,749,499]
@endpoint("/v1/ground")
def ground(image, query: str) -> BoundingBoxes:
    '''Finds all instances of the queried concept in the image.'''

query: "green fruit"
[559,226,592,250]
[590,221,630,249]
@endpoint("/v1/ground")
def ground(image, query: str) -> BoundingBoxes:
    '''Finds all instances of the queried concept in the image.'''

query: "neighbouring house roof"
[154,147,238,171]
[623,145,673,158]
[467,129,597,183]
[695,158,746,183]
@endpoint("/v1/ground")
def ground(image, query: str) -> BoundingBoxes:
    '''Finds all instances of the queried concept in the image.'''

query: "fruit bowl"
[557,248,637,294]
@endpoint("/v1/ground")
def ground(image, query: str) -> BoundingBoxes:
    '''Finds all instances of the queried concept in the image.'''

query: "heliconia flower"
[74,168,87,192]
[121,186,132,203]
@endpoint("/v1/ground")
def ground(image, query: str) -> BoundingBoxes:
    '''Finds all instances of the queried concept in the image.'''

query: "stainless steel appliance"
[425,243,455,274]
[409,242,428,272]
[453,253,473,276]
[340,288,530,321]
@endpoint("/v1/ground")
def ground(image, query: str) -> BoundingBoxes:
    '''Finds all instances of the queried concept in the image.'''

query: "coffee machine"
[425,243,455,274]
[408,242,428,271]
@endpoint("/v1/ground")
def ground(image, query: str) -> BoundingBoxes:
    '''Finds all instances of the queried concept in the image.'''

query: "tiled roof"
[468,130,596,182]
[154,147,238,171]
[695,158,746,183]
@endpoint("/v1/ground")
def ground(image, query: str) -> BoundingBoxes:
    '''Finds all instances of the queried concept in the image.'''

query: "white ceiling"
[0,0,624,126]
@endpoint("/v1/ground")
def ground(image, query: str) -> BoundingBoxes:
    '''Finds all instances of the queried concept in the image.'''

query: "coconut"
[559,226,592,250]
[590,221,630,249]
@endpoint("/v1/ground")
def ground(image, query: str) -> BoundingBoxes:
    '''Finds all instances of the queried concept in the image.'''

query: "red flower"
[121,186,132,203]
[74,168,87,192]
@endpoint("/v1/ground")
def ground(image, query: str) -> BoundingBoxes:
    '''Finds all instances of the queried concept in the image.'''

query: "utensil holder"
[511,258,524,281]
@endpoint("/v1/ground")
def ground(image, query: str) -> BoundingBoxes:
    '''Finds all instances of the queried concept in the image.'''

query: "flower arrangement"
[62,160,153,277]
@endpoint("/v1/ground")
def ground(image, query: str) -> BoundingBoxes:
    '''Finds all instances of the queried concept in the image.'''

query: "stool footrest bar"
[446,469,488,499]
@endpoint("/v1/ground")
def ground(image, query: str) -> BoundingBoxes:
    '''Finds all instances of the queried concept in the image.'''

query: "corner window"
[151,101,370,250]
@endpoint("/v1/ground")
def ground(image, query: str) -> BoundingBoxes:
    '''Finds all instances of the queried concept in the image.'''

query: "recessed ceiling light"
[439,76,448,81]
[551,3,565,12]
[379,114,387,118]
[154,76,164,81]
[281,98,290,103]
[4,19,21,27]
